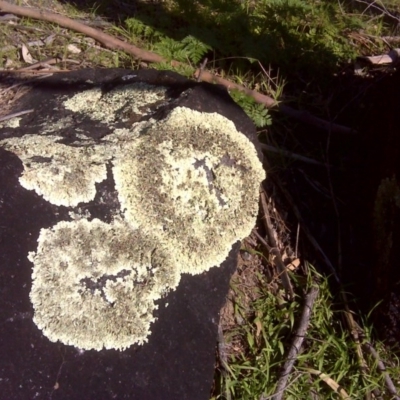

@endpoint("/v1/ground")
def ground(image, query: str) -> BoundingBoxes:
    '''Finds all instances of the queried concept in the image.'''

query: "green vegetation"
[109,0,387,118]
[212,264,400,399]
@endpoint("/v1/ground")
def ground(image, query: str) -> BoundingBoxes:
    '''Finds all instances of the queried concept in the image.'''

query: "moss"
[29,218,180,351]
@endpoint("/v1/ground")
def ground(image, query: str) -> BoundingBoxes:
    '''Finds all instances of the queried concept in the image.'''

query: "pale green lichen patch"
[113,106,265,275]
[39,116,74,135]
[29,218,180,351]
[0,116,21,128]
[63,83,167,123]
[2,81,265,350]
[0,135,112,207]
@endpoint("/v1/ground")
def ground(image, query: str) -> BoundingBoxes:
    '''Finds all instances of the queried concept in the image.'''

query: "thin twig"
[0,108,33,122]
[268,173,340,283]
[0,1,165,64]
[195,69,356,134]
[0,1,355,135]
[261,144,329,166]
[262,286,319,400]
[305,368,351,399]
[16,57,81,71]
[258,373,304,400]
[295,223,300,259]
[258,191,294,299]
[217,323,232,400]
[363,342,400,400]
[196,58,208,82]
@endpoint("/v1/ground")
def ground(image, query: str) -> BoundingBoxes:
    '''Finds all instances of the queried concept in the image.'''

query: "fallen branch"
[363,342,400,400]
[193,69,355,134]
[262,286,319,400]
[267,171,341,283]
[253,229,294,299]
[257,190,294,299]
[357,48,400,65]
[261,144,328,166]
[0,0,355,134]
[304,368,351,399]
[0,1,166,64]
[0,108,33,122]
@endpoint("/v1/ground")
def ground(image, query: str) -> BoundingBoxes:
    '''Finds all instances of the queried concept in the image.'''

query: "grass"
[213,260,400,399]
[1,0,400,398]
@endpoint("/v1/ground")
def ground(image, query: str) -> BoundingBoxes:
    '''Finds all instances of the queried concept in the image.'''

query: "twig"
[0,1,166,64]
[196,58,208,82]
[268,173,340,283]
[258,190,294,299]
[262,286,319,400]
[355,0,400,22]
[0,1,355,135]
[16,57,81,71]
[0,108,33,122]
[363,342,400,400]
[257,373,304,399]
[217,323,232,400]
[364,35,400,43]
[194,69,355,134]
[357,48,400,65]
[261,144,329,166]
[295,223,300,258]
[304,368,351,399]
[253,228,294,299]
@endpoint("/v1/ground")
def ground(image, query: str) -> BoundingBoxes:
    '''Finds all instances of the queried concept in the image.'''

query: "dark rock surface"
[0,68,261,399]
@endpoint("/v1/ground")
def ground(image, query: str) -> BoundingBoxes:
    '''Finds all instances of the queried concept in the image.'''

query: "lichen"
[29,218,180,351]
[1,81,265,351]
[113,106,265,274]
[63,83,167,123]
[0,135,112,207]
[0,116,21,128]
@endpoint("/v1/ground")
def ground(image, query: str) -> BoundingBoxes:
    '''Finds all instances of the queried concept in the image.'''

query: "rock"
[0,68,264,399]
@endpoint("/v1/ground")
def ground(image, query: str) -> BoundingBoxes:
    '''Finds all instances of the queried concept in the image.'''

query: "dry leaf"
[21,44,36,64]
[255,319,262,337]
[67,44,81,54]
[4,57,14,68]
[306,368,351,399]
[287,258,300,271]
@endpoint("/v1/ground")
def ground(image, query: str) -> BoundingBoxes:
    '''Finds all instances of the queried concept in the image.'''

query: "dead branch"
[261,144,328,166]
[262,286,319,400]
[0,0,355,135]
[258,190,294,298]
[267,172,340,283]
[0,108,33,122]
[0,0,166,64]
[194,69,355,134]
[217,323,232,400]
[363,342,400,400]
[253,229,294,299]
[358,48,400,65]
